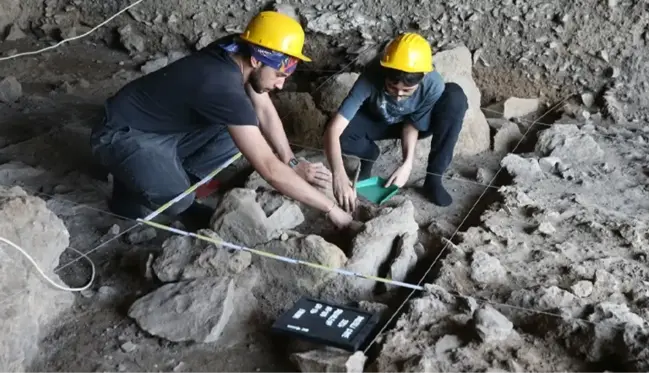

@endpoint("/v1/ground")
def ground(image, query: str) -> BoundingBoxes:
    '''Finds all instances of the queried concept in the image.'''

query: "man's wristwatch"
[288,157,299,169]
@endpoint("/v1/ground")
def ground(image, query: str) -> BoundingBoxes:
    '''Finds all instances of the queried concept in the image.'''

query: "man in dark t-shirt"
[90,11,353,230]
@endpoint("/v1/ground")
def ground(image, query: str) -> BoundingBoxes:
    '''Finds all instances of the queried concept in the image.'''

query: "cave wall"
[3,0,648,121]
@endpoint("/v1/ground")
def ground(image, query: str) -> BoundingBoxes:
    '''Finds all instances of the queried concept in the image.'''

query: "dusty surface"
[3,0,648,123]
[1,1,649,371]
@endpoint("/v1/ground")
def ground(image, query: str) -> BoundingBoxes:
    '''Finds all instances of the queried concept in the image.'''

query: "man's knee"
[441,82,469,117]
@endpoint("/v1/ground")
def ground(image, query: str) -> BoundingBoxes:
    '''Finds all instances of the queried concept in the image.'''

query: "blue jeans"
[339,82,468,179]
[89,114,238,217]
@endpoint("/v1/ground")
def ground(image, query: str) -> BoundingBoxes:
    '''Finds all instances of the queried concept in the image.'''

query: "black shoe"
[108,180,154,220]
[423,175,452,207]
[178,202,215,231]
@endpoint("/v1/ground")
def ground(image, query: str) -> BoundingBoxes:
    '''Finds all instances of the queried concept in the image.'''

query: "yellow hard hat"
[239,11,312,62]
[380,33,433,73]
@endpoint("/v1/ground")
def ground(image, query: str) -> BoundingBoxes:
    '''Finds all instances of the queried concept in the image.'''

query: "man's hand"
[294,160,332,190]
[327,205,354,229]
[332,171,357,213]
[385,162,413,188]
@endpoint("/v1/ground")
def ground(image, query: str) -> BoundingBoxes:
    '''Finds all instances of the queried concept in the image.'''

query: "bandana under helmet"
[219,38,299,74]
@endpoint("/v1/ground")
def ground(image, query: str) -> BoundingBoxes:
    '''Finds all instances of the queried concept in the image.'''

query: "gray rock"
[273,3,299,21]
[538,157,562,173]
[473,304,514,343]
[118,24,146,54]
[476,168,496,184]
[315,73,359,113]
[127,227,157,244]
[128,274,258,343]
[290,348,366,373]
[385,232,418,291]
[470,251,507,285]
[501,154,544,182]
[0,186,74,371]
[435,334,463,355]
[0,76,22,103]
[5,24,26,41]
[153,229,252,282]
[141,57,168,74]
[486,97,541,119]
[536,125,604,164]
[210,188,304,248]
[493,121,523,154]
[571,280,594,298]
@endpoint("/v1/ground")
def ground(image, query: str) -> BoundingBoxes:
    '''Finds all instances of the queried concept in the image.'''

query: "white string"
[0,236,95,292]
[0,0,146,62]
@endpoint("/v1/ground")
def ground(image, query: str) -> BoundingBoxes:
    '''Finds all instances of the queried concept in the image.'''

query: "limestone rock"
[470,251,507,285]
[0,76,22,103]
[433,46,491,156]
[535,125,604,164]
[318,200,419,302]
[290,348,366,373]
[153,230,252,282]
[385,232,418,291]
[486,97,541,120]
[141,57,168,74]
[118,24,146,54]
[210,188,304,247]
[254,234,347,295]
[0,186,74,371]
[0,0,20,34]
[473,305,514,343]
[271,92,328,149]
[501,154,544,183]
[493,121,523,154]
[571,280,594,298]
[273,3,299,21]
[315,73,359,113]
[128,274,258,343]
[5,24,26,41]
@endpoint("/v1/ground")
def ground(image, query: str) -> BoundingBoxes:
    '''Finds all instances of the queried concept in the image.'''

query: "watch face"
[289,158,299,167]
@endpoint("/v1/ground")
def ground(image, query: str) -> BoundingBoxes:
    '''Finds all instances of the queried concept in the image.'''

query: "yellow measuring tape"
[137,219,425,291]
[137,150,425,292]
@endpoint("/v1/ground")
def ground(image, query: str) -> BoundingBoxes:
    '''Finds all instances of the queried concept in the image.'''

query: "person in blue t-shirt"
[324,33,469,211]
[90,11,354,231]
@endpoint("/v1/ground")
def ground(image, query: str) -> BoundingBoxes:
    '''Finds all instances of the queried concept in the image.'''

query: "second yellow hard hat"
[380,33,433,73]
[239,11,312,62]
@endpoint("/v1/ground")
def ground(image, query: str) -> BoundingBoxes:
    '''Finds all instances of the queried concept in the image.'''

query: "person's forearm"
[324,127,346,175]
[264,158,335,212]
[401,123,419,165]
[257,106,295,164]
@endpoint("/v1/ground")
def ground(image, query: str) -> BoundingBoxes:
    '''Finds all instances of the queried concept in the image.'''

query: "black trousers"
[339,82,468,177]
[89,115,238,217]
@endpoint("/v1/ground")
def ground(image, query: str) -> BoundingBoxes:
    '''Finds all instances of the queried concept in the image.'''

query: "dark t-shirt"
[104,35,258,133]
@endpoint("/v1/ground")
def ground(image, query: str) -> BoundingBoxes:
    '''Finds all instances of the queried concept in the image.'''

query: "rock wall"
[3,0,648,122]
[0,186,74,371]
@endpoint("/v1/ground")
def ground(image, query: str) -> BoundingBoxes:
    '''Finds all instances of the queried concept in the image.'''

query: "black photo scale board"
[271,296,382,351]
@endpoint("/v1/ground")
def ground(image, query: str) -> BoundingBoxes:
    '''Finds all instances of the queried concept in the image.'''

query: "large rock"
[0,186,74,371]
[0,76,22,103]
[433,46,491,157]
[210,188,304,247]
[128,273,258,344]
[252,233,347,317]
[320,200,419,301]
[271,92,328,149]
[314,73,360,113]
[152,229,252,282]
[0,0,20,33]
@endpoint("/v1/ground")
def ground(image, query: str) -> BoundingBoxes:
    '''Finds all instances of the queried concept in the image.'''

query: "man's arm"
[228,124,335,212]
[245,84,294,164]
[401,122,419,166]
[323,75,373,174]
